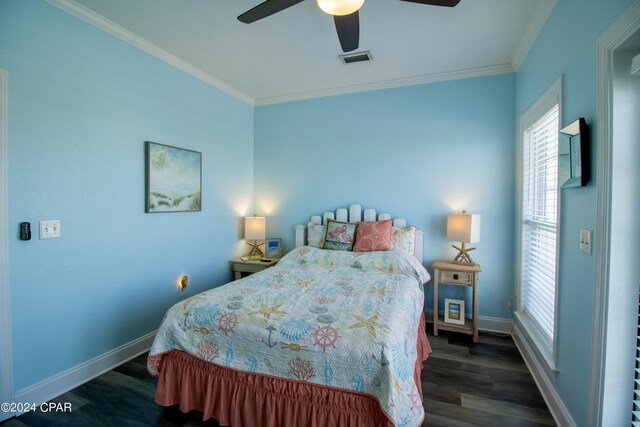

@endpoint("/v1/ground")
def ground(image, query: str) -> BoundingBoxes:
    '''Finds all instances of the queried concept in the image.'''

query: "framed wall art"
[145,141,202,213]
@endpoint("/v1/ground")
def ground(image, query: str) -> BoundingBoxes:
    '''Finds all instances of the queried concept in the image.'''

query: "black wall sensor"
[20,222,31,241]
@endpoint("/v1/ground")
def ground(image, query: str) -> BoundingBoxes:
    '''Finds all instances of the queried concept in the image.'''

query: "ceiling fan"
[237,0,461,53]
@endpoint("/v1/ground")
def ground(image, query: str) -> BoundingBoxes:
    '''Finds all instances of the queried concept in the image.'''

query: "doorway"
[0,68,14,421]
[603,33,640,424]
[590,3,640,424]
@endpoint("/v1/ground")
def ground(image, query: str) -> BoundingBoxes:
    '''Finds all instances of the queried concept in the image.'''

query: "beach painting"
[145,141,201,213]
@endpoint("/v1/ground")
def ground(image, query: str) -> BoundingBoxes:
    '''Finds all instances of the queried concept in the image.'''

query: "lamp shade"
[447,212,480,243]
[245,216,266,241]
[317,0,365,16]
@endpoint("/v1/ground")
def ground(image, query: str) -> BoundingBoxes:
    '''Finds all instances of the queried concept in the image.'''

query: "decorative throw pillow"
[323,219,357,251]
[307,222,326,248]
[391,226,416,255]
[353,220,393,252]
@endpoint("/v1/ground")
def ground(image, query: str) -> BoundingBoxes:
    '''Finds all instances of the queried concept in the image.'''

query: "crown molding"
[47,0,520,107]
[511,0,557,71]
[46,0,255,106]
[254,63,515,106]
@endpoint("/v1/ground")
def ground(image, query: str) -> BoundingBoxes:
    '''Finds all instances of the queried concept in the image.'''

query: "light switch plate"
[580,228,592,255]
[39,220,61,239]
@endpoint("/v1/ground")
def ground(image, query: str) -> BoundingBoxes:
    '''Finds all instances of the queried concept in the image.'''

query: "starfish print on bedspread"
[369,283,389,297]
[348,314,389,339]
[248,301,287,324]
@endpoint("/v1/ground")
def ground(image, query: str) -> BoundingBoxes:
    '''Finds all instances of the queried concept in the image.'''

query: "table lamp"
[447,210,480,265]
[245,216,266,258]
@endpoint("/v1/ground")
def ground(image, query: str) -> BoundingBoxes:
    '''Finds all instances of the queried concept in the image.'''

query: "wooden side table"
[432,261,481,343]
[230,258,280,280]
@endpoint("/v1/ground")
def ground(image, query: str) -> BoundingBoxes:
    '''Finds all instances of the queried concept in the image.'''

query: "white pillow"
[307,222,326,248]
[390,226,416,255]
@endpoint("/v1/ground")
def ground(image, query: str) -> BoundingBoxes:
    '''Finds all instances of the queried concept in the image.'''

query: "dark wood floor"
[422,330,555,426]
[2,329,555,427]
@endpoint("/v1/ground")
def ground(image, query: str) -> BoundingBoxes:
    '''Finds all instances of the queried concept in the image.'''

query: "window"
[516,78,561,370]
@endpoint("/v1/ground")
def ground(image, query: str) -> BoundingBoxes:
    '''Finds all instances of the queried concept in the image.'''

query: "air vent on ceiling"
[339,51,373,64]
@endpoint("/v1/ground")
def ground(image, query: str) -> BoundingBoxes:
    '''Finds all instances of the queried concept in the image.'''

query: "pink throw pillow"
[353,220,393,252]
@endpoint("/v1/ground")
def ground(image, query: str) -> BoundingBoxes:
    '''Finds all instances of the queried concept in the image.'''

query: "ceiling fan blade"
[334,11,360,53]
[399,0,460,7]
[238,0,305,24]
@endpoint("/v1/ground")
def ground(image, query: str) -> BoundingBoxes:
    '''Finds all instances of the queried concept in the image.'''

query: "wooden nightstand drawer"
[230,257,280,280]
[441,271,472,284]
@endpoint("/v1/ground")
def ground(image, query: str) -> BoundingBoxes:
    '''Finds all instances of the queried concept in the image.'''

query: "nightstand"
[432,261,481,343]
[230,258,280,280]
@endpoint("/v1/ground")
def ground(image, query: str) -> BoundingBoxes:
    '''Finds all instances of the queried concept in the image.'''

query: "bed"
[148,205,432,427]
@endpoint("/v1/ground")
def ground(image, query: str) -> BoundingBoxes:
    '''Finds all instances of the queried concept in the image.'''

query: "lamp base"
[247,240,264,258]
[451,242,476,265]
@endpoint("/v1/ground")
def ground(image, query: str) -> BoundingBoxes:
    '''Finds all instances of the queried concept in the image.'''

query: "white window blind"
[520,104,559,347]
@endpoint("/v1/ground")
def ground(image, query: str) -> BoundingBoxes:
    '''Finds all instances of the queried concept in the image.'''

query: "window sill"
[514,311,558,375]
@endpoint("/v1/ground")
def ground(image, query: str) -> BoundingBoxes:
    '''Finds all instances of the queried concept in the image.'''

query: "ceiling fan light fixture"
[317,0,365,16]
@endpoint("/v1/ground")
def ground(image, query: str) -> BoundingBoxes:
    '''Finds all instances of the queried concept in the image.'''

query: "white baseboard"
[512,322,577,427]
[14,331,157,410]
[424,309,513,334]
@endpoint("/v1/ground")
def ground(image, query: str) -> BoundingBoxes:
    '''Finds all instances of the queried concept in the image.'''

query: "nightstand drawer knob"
[453,274,459,280]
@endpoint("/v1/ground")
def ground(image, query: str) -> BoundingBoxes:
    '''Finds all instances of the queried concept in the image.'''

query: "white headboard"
[294,204,424,263]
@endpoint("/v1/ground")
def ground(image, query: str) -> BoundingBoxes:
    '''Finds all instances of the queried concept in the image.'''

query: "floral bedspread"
[148,247,431,427]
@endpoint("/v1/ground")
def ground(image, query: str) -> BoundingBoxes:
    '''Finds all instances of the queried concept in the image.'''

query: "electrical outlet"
[580,228,592,255]
[39,220,61,239]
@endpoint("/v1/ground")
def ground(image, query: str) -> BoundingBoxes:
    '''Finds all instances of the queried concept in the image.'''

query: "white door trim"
[589,2,640,425]
[0,68,14,421]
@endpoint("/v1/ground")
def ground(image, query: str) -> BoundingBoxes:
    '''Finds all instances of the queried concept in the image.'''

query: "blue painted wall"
[0,0,253,391]
[3,1,634,421]
[515,0,635,424]
[254,74,517,321]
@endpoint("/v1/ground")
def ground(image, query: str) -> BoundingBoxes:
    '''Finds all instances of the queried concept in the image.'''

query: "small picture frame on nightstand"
[444,299,465,325]
[264,238,282,258]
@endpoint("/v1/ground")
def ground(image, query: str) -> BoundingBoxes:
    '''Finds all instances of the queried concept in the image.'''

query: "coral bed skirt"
[154,313,431,427]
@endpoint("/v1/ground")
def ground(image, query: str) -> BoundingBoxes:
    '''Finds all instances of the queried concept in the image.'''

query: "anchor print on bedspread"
[148,246,431,426]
